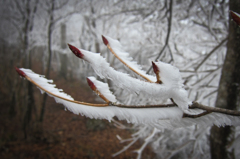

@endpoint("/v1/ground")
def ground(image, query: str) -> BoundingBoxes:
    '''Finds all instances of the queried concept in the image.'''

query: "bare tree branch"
[194,37,227,71]
[190,102,240,116]
[147,0,173,74]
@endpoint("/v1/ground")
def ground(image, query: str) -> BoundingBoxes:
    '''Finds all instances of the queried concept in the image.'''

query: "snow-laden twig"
[15,33,240,128]
[68,44,190,111]
[112,137,139,157]
[102,35,156,82]
[16,67,184,125]
[87,76,117,103]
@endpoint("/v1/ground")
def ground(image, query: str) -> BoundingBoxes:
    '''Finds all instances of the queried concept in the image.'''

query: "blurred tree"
[22,0,39,139]
[5,0,39,138]
[39,0,55,122]
[39,0,78,122]
[59,23,68,79]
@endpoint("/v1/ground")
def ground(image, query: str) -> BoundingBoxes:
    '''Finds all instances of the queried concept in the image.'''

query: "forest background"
[0,0,239,159]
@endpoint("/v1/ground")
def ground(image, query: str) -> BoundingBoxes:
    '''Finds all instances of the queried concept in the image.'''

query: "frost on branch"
[86,76,117,104]
[102,35,156,82]
[16,35,240,129]
[68,42,190,111]
[16,67,184,125]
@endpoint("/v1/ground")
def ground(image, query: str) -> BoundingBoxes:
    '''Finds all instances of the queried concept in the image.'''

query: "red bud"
[230,11,240,26]
[15,67,26,77]
[102,35,109,46]
[152,61,159,74]
[68,44,84,58]
[152,62,162,84]
[87,78,97,91]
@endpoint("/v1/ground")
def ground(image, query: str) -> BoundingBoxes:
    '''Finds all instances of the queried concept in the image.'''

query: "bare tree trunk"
[59,23,68,80]
[210,1,240,158]
[40,0,55,122]
[22,0,38,139]
[61,23,67,49]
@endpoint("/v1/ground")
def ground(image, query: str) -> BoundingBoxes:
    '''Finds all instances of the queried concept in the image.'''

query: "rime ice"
[75,46,190,111]
[87,76,117,103]
[16,35,240,129]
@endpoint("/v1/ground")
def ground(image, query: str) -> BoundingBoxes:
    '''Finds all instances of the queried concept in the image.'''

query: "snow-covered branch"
[16,33,240,129]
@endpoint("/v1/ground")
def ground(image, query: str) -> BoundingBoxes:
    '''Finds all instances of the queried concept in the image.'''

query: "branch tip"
[15,67,26,77]
[102,35,109,46]
[86,77,97,91]
[68,43,84,58]
[86,77,110,103]
[152,61,159,74]
[230,10,240,26]
[152,62,162,84]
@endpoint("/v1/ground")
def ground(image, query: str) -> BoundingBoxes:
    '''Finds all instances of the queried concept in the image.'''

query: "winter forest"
[1,0,240,159]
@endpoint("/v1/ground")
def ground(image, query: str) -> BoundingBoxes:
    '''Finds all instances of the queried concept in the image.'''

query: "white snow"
[77,48,190,111]
[104,35,156,82]
[87,76,117,103]
[20,68,74,100]
[19,68,183,125]
[18,68,240,129]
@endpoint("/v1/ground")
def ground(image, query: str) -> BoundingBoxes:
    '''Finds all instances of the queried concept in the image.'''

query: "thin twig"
[104,37,154,83]
[190,102,240,116]
[183,111,211,118]
[25,76,108,107]
[147,0,173,74]
[113,103,177,108]
[194,37,227,71]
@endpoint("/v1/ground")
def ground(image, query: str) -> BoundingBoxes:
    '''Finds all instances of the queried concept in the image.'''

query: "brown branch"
[189,102,240,116]
[183,111,211,118]
[116,102,240,117]
[112,103,176,108]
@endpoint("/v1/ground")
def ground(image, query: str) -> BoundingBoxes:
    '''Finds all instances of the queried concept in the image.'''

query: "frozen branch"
[15,10,240,130]
[15,66,240,123]
[102,35,155,82]
[190,102,240,116]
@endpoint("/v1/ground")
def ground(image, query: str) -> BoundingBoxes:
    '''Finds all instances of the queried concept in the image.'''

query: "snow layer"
[79,48,190,110]
[87,76,117,103]
[104,35,156,82]
[56,99,184,125]
[18,68,240,129]
[154,61,190,111]
[20,68,74,100]
[19,68,183,125]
